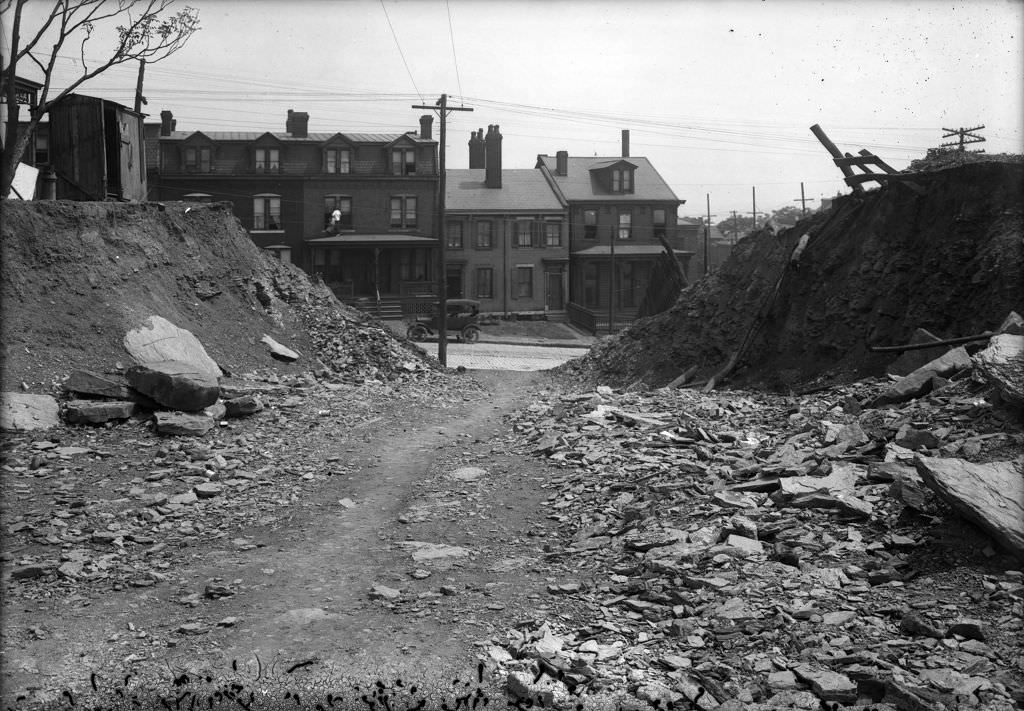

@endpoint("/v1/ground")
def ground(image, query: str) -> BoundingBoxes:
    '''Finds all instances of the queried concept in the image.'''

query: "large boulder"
[0,393,60,431]
[64,370,131,399]
[124,316,222,377]
[871,346,972,407]
[972,334,1024,406]
[914,455,1024,557]
[126,360,219,411]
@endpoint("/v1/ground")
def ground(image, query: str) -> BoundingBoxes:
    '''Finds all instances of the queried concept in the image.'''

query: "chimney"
[160,110,175,136]
[485,124,502,189]
[555,150,568,176]
[286,109,309,138]
[419,114,433,140]
[621,129,629,158]
[468,129,486,169]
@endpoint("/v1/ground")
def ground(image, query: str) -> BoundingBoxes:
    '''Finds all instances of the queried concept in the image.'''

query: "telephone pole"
[750,186,761,228]
[412,93,473,366]
[730,210,740,245]
[942,125,985,152]
[793,182,816,215]
[703,194,717,275]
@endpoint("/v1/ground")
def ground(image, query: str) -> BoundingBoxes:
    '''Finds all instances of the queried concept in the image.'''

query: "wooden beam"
[810,124,865,194]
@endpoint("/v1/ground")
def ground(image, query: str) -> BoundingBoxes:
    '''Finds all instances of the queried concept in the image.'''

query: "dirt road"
[1,370,576,706]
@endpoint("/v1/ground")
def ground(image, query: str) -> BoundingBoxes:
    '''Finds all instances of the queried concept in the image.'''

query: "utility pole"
[730,210,739,245]
[750,186,761,229]
[133,59,146,113]
[703,194,716,275]
[942,125,985,152]
[793,182,816,215]
[412,93,473,366]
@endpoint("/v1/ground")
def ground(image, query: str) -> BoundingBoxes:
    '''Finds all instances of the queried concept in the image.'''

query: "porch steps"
[343,297,404,320]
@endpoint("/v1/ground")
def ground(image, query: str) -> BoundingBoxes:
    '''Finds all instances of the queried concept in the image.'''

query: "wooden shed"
[47,93,147,201]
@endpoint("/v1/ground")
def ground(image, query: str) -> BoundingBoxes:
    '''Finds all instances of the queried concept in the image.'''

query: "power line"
[379,0,423,103]
[445,0,465,101]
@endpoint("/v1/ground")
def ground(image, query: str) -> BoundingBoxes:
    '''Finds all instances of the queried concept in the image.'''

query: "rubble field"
[1,161,1023,711]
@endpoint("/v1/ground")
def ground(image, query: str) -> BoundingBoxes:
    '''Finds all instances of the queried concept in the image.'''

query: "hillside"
[573,161,1024,389]
[0,200,430,392]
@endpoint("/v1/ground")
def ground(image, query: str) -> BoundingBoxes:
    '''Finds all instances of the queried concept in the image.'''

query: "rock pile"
[484,350,1023,708]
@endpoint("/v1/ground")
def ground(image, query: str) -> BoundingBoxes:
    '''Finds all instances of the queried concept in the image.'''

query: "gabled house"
[536,132,688,332]
[446,125,569,316]
[151,110,439,314]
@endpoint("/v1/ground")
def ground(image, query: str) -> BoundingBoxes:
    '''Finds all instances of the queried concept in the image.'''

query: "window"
[475,220,492,249]
[513,266,533,299]
[253,194,281,230]
[476,267,493,299]
[612,168,633,193]
[392,148,416,175]
[583,209,598,239]
[446,222,463,248]
[34,134,49,165]
[515,220,533,248]
[390,196,417,228]
[325,147,351,174]
[653,209,667,239]
[255,147,279,172]
[545,220,562,247]
[185,146,211,172]
[617,210,632,240]
[324,195,352,229]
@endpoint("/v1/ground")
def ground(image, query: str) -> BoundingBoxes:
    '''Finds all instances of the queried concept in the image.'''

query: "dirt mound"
[572,161,1024,389]
[0,200,431,392]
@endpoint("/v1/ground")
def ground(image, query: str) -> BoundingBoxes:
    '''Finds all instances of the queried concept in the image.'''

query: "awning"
[572,245,693,256]
[305,233,438,248]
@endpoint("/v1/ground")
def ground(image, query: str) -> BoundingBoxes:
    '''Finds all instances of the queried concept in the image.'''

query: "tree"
[1,0,200,197]
[768,205,803,229]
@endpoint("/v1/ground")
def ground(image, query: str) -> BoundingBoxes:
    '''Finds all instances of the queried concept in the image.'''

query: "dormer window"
[185,146,211,172]
[392,148,416,176]
[255,147,279,173]
[325,147,351,174]
[612,168,633,193]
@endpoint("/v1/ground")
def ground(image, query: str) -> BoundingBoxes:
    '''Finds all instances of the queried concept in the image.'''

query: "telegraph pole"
[750,186,761,228]
[412,93,473,366]
[703,194,716,275]
[133,59,146,113]
[730,210,739,245]
[942,125,985,152]
[794,182,816,215]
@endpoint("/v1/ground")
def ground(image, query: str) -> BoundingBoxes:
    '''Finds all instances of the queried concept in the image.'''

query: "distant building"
[446,125,569,317]
[536,133,688,332]
[678,217,732,276]
[150,110,439,315]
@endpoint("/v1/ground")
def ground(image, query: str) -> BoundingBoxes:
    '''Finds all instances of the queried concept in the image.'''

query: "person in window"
[323,208,343,236]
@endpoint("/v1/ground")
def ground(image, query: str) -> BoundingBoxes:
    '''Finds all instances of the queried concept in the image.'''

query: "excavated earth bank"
[574,162,1024,390]
[0,200,430,392]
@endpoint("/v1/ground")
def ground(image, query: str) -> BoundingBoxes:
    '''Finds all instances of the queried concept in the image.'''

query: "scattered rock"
[0,393,60,431]
[63,399,137,424]
[260,334,300,362]
[64,370,132,399]
[127,360,219,411]
[224,395,263,417]
[915,455,1024,556]
[368,584,402,601]
[973,333,1024,405]
[154,411,216,436]
[124,315,222,377]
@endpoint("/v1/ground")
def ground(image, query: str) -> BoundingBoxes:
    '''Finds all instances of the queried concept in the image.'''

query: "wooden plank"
[810,124,865,194]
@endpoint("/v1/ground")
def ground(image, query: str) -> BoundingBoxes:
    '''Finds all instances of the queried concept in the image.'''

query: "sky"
[4,0,1023,221]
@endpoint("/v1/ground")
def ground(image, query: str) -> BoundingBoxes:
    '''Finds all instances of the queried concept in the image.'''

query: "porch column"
[373,247,381,316]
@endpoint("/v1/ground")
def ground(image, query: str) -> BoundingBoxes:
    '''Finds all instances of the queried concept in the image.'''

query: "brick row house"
[536,132,688,332]
[445,125,569,315]
[148,111,686,330]
[150,110,439,313]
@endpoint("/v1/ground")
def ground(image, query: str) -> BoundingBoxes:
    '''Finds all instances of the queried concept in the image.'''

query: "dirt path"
[2,370,578,706]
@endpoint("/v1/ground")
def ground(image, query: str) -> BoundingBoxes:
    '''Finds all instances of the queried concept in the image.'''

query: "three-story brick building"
[151,110,439,311]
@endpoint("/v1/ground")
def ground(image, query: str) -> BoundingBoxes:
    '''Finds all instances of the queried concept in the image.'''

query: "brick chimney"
[160,110,176,136]
[468,129,486,169]
[485,125,502,188]
[621,129,630,158]
[419,114,433,140]
[286,109,309,138]
[555,150,568,176]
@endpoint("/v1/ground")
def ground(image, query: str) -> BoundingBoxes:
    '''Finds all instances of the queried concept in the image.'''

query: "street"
[425,342,590,371]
